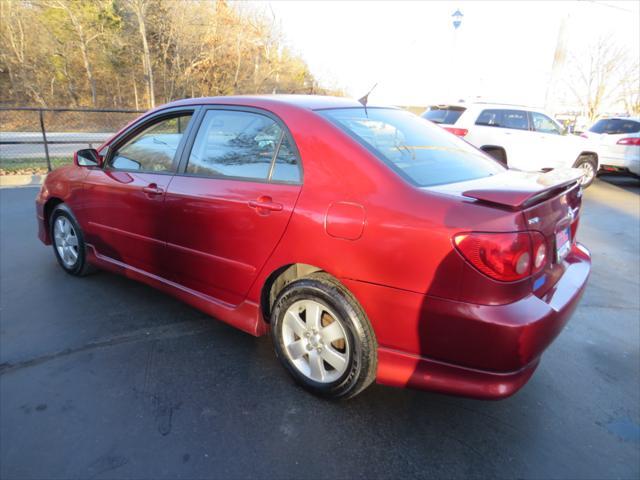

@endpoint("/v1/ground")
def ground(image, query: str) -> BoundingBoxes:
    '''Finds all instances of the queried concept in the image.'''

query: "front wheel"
[50,204,93,276]
[575,155,597,188]
[270,272,377,400]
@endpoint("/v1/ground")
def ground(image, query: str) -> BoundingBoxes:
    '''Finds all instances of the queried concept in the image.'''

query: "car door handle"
[248,196,283,212]
[142,184,164,196]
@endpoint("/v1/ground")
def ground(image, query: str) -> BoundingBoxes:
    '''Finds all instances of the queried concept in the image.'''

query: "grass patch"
[0,157,73,175]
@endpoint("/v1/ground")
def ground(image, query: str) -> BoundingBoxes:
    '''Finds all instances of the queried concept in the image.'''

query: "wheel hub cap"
[281,299,350,383]
[53,216,79,268]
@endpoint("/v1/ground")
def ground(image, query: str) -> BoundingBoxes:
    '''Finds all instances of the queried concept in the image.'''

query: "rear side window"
[186,110,301,182]
[475,109,529,131]
[589,118,640,134]
[422,106,465,125]
[320,108,503,187]
[110,114,192,172]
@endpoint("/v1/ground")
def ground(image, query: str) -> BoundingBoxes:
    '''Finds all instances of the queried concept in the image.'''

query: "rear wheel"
[270,272,377,399]
[50,204,93,276]
[575,155,597,188]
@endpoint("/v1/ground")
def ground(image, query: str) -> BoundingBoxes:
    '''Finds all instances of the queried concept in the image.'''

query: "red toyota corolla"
[35,95,591,400]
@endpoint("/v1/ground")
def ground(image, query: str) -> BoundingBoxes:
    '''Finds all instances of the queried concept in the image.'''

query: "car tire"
[574,155,597,188]
[50,204,94,276]
[270,272,377,400]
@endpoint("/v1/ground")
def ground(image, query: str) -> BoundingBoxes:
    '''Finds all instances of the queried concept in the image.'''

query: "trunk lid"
[427,168,584,297]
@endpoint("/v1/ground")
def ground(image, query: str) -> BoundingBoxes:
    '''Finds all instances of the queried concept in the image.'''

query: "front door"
[529,111,567,169]
[82,111,195,276]
[164,108,302,306]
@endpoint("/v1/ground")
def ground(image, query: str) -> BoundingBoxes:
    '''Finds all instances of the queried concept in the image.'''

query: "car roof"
[162,94,393,112]
[427,102,543,112]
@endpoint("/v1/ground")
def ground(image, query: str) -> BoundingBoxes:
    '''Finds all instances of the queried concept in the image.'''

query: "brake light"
[453,231,547,282]
[616,137,640,146]
[443,127,468,137]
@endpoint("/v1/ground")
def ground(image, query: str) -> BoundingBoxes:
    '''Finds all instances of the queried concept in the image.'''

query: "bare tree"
[126,0,156,108]
[565,36,634,120]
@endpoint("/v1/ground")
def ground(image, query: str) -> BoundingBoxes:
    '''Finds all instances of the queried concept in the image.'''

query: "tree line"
[0,0,337,110]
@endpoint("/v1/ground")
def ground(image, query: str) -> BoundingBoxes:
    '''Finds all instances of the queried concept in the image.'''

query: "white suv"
[581,117,640,178]
[422,102,600,187]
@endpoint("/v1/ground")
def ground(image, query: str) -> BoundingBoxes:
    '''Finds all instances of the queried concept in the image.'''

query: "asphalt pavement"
[1,176,639,479]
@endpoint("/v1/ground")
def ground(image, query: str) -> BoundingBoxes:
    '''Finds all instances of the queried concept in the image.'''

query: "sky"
[248,0,639,108]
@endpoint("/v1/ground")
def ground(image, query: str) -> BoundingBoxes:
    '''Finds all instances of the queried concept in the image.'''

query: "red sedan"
[35,95,591,399]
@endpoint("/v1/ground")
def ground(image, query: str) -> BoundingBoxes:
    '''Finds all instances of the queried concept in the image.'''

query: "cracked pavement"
[1,176,639,479]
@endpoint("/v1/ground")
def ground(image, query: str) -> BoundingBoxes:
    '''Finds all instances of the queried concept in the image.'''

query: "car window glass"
[422,107,466,125]
[321,108,504,187]
[475,109,529,131]
[589,118,640,134]
[531,112,561,135]
[110,114,192,172]
[270,134,301,182]
[187,110,283,180]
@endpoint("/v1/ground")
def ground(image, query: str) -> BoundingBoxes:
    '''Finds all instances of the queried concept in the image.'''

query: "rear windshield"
[422,106,465,125]
[320,108,504,187]
[589,118,640,134]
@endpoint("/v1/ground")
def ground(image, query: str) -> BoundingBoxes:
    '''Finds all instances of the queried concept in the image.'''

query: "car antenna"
[358,83,378,116]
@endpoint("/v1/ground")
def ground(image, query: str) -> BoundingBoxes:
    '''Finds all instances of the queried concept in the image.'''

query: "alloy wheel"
[579,161,595,185]
[53,216,79,268]
[281,299,350,383]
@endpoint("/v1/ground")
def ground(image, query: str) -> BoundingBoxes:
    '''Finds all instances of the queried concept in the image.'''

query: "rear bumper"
[600,164,640,177]
[599,151,640,176]
[344,243,591,399]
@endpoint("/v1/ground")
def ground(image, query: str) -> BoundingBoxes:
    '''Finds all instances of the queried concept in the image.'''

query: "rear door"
[82,109,196,276]
[163,107,302,306]
[467,109,532,168]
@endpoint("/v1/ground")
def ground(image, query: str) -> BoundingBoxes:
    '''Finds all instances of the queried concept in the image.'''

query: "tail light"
[616,137,640,146]
[443,127,468,137]
[570,217,580,242]
[580,133,589,139]
[454,231,548,282]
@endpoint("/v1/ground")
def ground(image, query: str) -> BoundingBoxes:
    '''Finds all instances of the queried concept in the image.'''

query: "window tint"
[110,114,192,172]
[271,134,301,182]
[422,106,465,125]
[187,110,298,181]
[475,109,529,130]
[589,118,640,134]
[321,108,504,187]
[531,112,562,135]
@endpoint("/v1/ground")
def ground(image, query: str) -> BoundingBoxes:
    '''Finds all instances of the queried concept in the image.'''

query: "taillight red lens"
[617,137,640,146]
[443,127,468,137]
[454,231,547,282]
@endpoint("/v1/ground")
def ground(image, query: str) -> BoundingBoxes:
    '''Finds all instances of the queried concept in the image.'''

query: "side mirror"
[74,148,102,167]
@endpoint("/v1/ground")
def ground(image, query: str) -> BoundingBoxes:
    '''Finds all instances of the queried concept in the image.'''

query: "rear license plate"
[556,227,571,262]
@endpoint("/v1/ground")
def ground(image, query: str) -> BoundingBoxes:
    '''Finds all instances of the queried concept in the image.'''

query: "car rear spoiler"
[462,169,583,210]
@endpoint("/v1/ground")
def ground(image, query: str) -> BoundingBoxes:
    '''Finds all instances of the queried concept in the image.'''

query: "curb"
[0,174,46,188]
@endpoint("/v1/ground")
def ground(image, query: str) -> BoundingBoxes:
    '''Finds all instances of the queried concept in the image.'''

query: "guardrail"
[0,107,145,172]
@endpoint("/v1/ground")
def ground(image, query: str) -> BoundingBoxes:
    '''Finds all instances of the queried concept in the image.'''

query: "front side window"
[109,114,192,172]
[320,108,504,187]
[531,112,562,135]
[186,110,301,182]
[475,109,530,131]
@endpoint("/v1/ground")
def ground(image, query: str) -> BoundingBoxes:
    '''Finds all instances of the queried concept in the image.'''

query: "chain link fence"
[0,107,145,175]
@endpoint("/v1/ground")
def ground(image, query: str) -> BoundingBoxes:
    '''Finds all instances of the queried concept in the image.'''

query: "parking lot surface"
[1,177,639,479]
